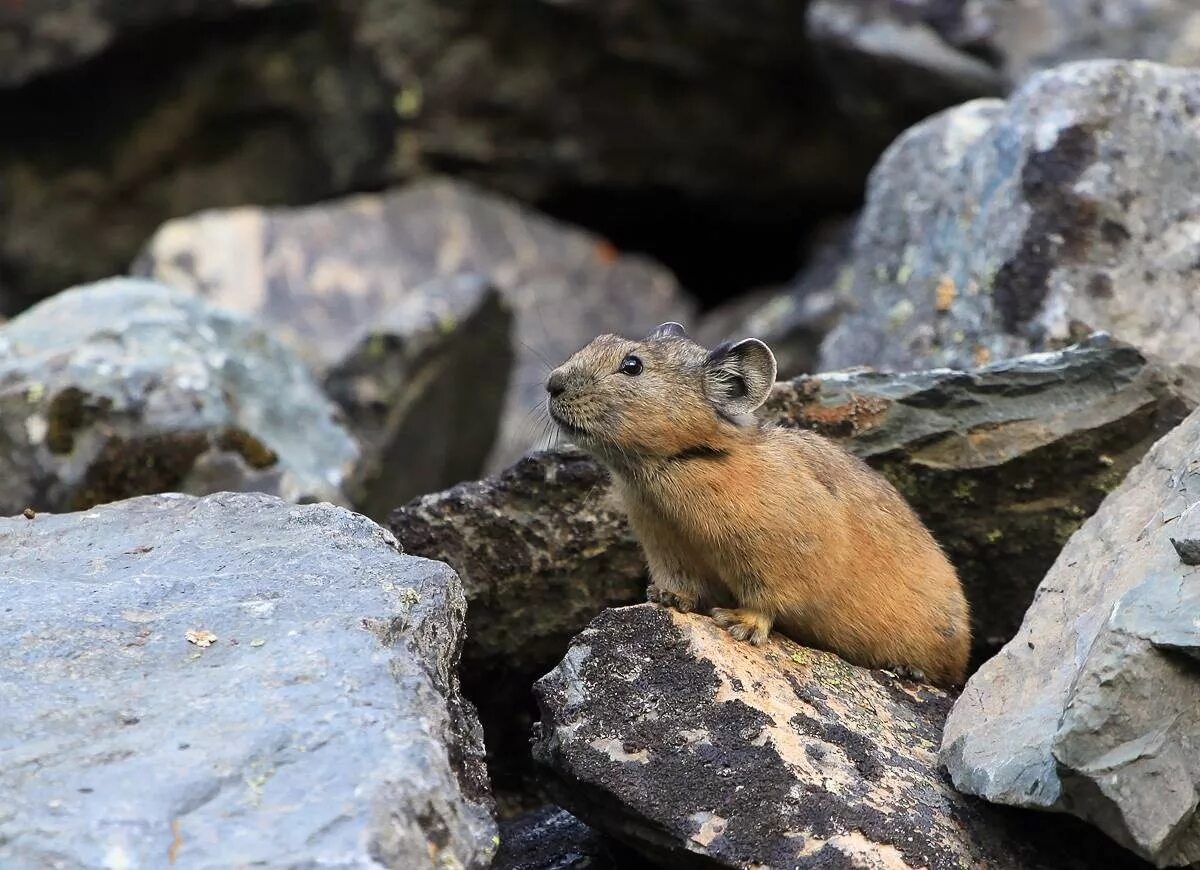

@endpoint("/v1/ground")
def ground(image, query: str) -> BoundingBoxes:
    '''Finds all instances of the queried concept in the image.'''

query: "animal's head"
[545,322,776,463]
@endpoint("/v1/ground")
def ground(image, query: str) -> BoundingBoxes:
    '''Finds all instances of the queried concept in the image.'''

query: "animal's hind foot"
[710,607,772,645]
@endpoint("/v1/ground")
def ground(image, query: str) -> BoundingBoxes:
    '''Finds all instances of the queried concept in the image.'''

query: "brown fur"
[546,324,971,687]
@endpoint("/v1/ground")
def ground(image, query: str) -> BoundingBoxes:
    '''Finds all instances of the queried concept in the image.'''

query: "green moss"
[68,432,208,510]
[46,387,90,453]
[218,427,278,469]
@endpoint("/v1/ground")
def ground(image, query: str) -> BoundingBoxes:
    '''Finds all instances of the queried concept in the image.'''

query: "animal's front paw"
[886,664,928,683]
[711,607,771,645]
[646,584,697,613]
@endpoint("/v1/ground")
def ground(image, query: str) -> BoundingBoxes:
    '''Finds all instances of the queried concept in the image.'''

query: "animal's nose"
[546,370,567,398]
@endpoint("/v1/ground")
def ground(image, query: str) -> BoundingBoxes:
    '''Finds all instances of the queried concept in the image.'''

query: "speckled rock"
[137,179,690,470]
[819,60,1200,387]
[0,278,358,516]
[389,447,644,796]
[493,806,631,870]
[532,604,1140,869]
[942,405,1200,867]
[0,491,495,868]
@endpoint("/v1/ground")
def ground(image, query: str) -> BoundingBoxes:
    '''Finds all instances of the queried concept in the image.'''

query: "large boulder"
[807,1,1200,137]
[941,407,1200,866]
[136,179,690,471]
[531,604,1140,869]
[0,491,495,868]
[0,278,359,516]
[819,60,1200,386]
[390,447,644,795]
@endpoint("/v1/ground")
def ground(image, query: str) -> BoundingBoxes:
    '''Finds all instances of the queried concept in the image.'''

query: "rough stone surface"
[389,447,644,797]
[820,60,1200,388]
[0,278,358,516]
[323,273,513,519]
[494,806,632,870]
[137,179,690,470]
[532,604,1142,870]
[768,334,1193,661]
[0,491,496,868]
[942,406,1200,867]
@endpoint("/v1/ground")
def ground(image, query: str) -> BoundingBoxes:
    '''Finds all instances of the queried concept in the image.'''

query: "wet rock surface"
[390,447,644,799]
[494,806,633,870]
[942,405,1200,867]
[137,179,689,470]
[820,60,1200,385]
[532,604,1140,870]
[0,491,495,868]
[0,278,358,516]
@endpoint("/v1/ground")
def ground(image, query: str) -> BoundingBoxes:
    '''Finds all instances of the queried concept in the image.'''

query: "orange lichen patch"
[935,275,956,312]
[592,239,619,264]
[796,393,892,439]
[973,345,992,367]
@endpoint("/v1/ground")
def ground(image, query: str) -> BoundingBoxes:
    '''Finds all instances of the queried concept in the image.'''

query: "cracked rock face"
[0,491,495,868]
[0,278,358,516]
[532,604,1137,869]
[942,405,1200,867]
[136,179,690,471]
[819,60,1200,390]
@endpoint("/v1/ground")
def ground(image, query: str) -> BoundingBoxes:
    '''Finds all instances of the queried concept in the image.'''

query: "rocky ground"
[3,4,1200,868]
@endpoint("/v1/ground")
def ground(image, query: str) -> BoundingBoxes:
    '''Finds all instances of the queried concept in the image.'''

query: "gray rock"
[0,278,358,516]
[941,405,1200,867]
[137,179,690,471]
[322,273,513,519]
[532,604,1138,869]
[389,447,644,796]
[0,491,496,868]
[819,60,1200,388]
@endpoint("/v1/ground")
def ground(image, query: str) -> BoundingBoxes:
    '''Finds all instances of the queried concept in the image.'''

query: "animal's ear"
[646,321,688,341]
[703,338,777,416]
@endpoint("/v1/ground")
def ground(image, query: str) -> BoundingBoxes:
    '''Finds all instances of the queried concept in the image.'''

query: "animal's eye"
[619,354,643,376]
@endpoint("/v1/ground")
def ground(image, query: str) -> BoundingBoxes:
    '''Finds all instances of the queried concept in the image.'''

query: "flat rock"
[819,60,1200,388]
[390,447,644,795]
[0,278,358,516]
[532,603,1141,869]
[136,179,690,470]
[942,405,1200,866]
[0,491,495,868]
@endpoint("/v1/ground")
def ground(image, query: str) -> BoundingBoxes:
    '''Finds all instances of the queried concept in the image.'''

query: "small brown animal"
[545,322,970,687]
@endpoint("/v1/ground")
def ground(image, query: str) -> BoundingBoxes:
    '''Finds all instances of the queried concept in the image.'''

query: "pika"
[545,322,970,687]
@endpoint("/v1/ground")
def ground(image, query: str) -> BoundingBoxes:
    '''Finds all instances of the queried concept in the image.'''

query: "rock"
[389,447,644,796]
[819,60,1200,386]
[0,4,393,315]
[0,491,495,868]
[532,603,1142,869]
[941,405,1200,867]
[768,334,1193,661]
[322,273,513,518]
[697,218,855,379]
[0,278,358,516]
[137,178,690,470]
[494,806,632,870]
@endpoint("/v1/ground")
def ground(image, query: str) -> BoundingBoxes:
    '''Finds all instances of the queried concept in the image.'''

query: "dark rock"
[767,333,1192,663]
[390,447,644,799]
[532,603,1144,869]
[0,278,358,516]
[136,179,690,471]
[820,60,1200,390]
[942,405,1200,867]
[0,491,495,868]
[494,806,634,870]
[697,218,855,379]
